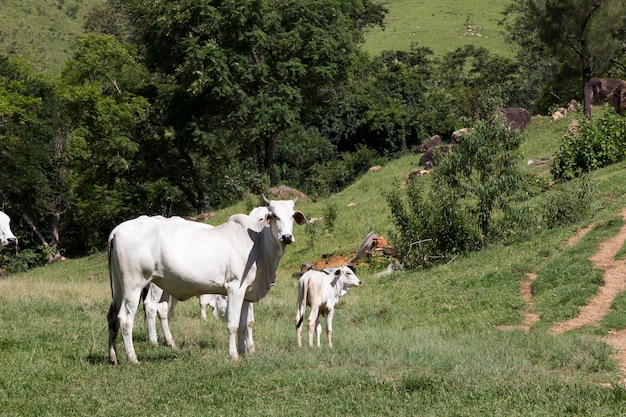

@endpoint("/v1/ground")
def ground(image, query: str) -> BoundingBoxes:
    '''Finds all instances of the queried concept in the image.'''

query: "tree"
[503,0,626,118]
[435,117,525,242]
[119,0,385,189]
[0,56,72,262]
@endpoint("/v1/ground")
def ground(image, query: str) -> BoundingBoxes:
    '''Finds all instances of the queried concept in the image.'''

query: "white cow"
[296,265,361,348]
[107,196,305,364]
[0,211,17,251]
[142,206,269,347]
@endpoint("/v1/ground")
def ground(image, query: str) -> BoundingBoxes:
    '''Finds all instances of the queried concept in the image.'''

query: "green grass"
[4,113,626,415]
[363,0,515,57]
[4,1,626,414]
[0,0,102,74]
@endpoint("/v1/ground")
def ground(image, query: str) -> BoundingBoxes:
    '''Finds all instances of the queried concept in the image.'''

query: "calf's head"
[330,265,361,295]
[262,194,306,244]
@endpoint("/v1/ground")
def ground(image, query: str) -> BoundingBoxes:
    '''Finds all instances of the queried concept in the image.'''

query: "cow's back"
[109,215,255,300]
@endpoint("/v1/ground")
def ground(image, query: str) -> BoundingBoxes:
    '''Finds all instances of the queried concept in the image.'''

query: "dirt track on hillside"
[507,210,626,380]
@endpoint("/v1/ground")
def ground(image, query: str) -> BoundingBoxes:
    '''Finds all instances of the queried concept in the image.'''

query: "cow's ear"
[334,269,341,276]
[293,211,306,225]
[346,264,356,273]
[265,211,274,225]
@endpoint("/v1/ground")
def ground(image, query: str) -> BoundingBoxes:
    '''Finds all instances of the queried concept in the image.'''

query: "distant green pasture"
[364,0,515,57]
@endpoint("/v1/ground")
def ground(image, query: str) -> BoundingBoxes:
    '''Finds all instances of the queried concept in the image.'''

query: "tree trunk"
[264,134,277,186]
[48,211,63,264]
[582,64,593,119]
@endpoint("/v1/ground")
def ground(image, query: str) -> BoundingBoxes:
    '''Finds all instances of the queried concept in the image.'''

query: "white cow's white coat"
[0,211,17,251]
[142,207,269,348]
[107,197,305,364]
[296,266,361,348]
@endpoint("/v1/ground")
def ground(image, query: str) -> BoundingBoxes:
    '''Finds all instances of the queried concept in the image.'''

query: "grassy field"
[3,111,626,415]
[0,0,102,74]
[363,0,515,57]
[4,1,626,415]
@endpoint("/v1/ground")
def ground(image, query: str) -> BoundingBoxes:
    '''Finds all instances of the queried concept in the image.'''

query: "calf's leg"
[326,307,335,348]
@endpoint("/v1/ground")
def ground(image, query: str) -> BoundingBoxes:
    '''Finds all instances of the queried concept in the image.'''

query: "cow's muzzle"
[4,237,17,250]
[281,235,294,245]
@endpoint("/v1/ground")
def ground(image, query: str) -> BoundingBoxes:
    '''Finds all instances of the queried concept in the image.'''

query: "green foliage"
[542,176,593,229]
[386,179,479,268]
[436,118,526,240]
[306,145,382,197]
[552,108,626,180]
[323,202,338,231]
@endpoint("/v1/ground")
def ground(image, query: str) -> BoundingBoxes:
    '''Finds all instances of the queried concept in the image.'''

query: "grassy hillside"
[363,0,515,57]
[0,0,102,74]
[4,111,626,415]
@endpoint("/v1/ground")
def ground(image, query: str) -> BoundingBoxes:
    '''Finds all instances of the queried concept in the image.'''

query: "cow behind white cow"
[0,211,17,251]
[107,195,305,364]
[198,293,228,320]
[296,265,361,348]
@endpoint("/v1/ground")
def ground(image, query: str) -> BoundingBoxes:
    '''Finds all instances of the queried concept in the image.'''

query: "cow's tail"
[295,276,308,329]
[107,234,121,364]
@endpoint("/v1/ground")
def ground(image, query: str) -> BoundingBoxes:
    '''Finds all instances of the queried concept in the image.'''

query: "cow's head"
[262,194,306,245]
[0,211,17,251]
[338,265,361,293]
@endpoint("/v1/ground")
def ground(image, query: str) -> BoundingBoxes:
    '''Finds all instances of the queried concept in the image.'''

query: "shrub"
[542,175,593,229]
[552,107,626,180]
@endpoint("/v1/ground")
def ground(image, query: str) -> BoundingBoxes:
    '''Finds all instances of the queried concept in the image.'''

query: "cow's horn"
[262,194,271,206]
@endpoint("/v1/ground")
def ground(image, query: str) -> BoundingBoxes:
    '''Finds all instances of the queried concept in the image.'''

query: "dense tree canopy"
[2,0,624,271]
[503,0,626,116]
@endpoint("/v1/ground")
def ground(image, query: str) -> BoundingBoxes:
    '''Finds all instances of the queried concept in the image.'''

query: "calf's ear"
[293,211,306,225]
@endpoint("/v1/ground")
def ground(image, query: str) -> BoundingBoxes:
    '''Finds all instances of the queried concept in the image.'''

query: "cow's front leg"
[225,291,245,360]
[240,301,255,354]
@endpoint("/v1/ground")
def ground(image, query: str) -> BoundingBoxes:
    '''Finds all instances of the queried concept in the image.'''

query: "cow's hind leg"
[107,301,120,365]
[118,292,142,364]
[326,307,335,348]
[143,285,160,345]
[315,316,322,348]
[307,307,319,348]
[157,297,177,349]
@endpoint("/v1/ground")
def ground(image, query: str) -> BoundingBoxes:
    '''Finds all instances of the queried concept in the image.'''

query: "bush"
[541,175,593,229]
[552,107,626,180]
[386,180,479,269]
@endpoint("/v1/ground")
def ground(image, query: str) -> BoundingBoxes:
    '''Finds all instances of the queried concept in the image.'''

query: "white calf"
[198,294,228,320]
[296,265,361,348]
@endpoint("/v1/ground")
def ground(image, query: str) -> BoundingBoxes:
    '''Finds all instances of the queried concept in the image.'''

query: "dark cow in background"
[499,107,531,132]
[609,81,626,114]
[589,78,624,105]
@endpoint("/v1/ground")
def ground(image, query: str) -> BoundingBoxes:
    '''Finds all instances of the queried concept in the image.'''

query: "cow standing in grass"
[141,206,269,350]
[296,265,361,348]
[107,196,305,364]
